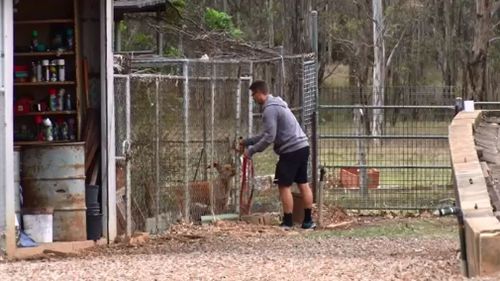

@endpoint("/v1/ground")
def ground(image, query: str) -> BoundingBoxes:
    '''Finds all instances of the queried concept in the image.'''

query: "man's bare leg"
[279,186,293,213]
[279,186,294,227]
[298,183,313,209]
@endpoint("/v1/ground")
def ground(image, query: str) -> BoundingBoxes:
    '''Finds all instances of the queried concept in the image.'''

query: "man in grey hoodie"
[241,80,316,230]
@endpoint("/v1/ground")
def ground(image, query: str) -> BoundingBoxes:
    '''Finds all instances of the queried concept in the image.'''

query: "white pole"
[0,0,15,257]
[125,75,132,237]
[102,0,117,242]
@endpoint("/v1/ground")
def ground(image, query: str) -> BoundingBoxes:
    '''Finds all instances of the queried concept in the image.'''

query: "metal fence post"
[455,97,464,115]
[125,75,132,237]
[312,111,318,202]
[310,10,318,60]
[183,62,190,222]
[154,78,160,232]
[210,63,216,217]
[354,107,368,198]
[248,62,254,136]
[235,77,242,214]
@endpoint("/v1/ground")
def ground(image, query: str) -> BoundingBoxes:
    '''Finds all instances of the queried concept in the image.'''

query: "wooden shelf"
[15,51,75,57]
[15,111,77,117]
[14,81,75,86]
[14,19,74,25]
[14,140,78,146]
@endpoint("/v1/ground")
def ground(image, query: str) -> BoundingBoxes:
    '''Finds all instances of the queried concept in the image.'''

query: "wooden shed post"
[0,0,15,257]
[101,0,117,242]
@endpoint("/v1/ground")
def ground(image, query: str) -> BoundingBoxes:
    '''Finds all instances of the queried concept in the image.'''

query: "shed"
[0,0,116,258]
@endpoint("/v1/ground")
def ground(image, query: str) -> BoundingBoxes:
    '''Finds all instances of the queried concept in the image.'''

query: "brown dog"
[175,161,236,219]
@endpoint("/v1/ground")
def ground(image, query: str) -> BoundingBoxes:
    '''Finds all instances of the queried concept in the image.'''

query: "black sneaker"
[301,221,317,230]
[279,222,293,231]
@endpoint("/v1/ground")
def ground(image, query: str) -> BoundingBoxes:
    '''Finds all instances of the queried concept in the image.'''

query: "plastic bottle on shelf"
[53,33,63,50]
[31,61,37,82]
[49,88,58,111]
[34,115,44,141]
[66,28,74,50]
[57,59,65,82]
[31,30,38,52]
[52,120,60,141]
[49,60,58,82]
[36,61,42,82]
[43,118,53,142]
[57,88,65,111]
[60,120,69,141]
[68,118,76,141]
[65,92,72,110]
[42,60,50,82]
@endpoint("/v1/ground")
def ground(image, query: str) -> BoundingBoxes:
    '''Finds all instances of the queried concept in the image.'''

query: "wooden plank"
[15,111,77,116]
[475,126,498,137]
[481,149,500,164]
[14,81,75,86]
[74,0,82,141]
[82,58,90,110]
[14,19,74,25]
[480,161,491,177]
[14,51,75,57]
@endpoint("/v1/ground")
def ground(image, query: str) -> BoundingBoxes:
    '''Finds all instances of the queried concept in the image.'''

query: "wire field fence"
[113,55,316,234]
[317,86,459,210]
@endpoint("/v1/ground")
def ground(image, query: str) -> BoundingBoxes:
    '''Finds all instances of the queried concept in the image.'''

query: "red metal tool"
[240,155,254,215]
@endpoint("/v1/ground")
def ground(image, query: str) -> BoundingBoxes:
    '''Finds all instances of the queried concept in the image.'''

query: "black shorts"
[274,146,309,187]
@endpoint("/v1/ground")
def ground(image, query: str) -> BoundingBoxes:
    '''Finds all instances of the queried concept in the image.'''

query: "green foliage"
[203,8,243,39]
[164,46,183,58]
[118,20,127,33]
[118,19,155,51]
[170,0,185,10]
[130,33,155,50]
[306,218,457,239]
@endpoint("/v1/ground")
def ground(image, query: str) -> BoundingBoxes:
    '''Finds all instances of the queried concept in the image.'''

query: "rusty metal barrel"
[21,142,86,241]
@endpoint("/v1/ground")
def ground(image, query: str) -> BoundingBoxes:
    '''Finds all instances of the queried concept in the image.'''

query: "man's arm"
[247,109,278,156]
[243,133,264,146]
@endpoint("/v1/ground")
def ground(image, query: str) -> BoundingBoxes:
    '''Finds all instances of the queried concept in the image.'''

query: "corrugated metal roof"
[114,0,165,14]
[114,0,164,9]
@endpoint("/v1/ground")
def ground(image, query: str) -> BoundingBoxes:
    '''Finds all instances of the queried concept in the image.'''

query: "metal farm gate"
[316,87,458,210]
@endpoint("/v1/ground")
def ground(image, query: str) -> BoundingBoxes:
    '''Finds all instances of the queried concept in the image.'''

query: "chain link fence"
[114,55,316,234]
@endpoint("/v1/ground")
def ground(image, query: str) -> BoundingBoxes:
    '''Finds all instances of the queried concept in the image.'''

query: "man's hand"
[238,139,245,154]
[243,149,250,159]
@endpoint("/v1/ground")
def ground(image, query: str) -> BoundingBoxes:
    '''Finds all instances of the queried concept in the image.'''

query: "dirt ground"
[1,214,500,281]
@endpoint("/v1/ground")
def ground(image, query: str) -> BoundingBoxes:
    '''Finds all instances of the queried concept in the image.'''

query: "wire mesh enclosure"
[317,86,458,210]
[114,55,316,234]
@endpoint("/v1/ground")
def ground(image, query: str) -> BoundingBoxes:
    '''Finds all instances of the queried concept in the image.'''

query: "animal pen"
[113,54,318,234]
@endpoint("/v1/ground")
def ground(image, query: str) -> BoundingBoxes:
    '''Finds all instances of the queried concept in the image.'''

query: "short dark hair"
[249,80,268,94]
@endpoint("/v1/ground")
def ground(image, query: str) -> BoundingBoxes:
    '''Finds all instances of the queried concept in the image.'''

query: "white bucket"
[23,212,53,243]
[464,100,475,112]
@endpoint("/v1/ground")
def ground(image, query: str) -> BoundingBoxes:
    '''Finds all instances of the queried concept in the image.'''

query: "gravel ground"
[1,217,500,281]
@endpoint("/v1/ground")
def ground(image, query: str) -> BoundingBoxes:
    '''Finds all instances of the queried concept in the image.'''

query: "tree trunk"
[371,0,385,141]
[268,0,274,47]
[467,0,491,101]
[284,0,311,54]
[443,0,456,87]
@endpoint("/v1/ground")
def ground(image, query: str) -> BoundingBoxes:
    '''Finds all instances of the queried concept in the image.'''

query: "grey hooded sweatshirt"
[244,95,309,156]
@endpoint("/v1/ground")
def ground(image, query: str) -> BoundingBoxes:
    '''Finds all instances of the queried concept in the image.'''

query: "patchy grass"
[307,217,457,239]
